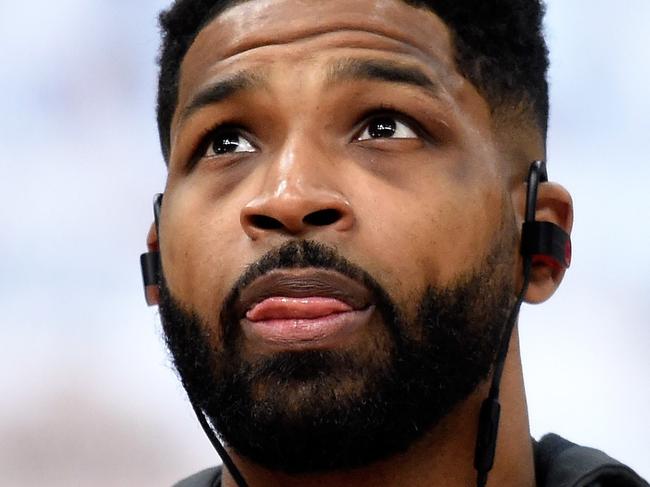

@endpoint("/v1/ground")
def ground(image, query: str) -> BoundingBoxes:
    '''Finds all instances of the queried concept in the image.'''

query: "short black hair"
[156,0,549,162]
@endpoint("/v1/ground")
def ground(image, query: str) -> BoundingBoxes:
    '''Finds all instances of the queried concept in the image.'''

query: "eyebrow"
[326,58,439,95]
[178,59,439,127]
[179,70,266,124]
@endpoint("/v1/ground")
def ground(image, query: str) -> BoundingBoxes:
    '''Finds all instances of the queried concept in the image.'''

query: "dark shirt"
[174,434,648,487]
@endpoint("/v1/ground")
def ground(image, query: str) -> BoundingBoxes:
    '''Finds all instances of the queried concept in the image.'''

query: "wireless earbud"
[140,193,163,306]
[520,161,572,269]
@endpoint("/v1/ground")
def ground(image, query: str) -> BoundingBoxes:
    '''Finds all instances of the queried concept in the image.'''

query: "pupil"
[213,133,239,154]
[369,118,396,138]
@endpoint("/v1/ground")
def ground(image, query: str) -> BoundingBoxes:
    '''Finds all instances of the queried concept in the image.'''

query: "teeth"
[246,296,353,321]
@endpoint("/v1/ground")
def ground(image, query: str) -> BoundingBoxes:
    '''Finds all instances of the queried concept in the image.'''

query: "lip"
[241,307,375,350]
[236,268,375,349]
[236,268,372,318]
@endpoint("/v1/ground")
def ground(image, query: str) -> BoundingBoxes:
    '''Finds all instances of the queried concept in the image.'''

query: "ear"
[518,181,574,304]
[142,222,161,306]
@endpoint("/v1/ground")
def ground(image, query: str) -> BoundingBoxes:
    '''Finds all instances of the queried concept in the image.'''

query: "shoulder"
[173,466,222,487]
[534,433,648,487]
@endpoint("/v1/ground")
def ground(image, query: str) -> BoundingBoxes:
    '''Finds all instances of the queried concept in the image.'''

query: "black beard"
[159,235,516,474]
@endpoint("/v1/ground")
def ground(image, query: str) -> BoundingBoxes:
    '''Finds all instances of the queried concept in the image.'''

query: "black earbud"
[140,193,163,306]
[475,160,572,487]
[520,160,572,269]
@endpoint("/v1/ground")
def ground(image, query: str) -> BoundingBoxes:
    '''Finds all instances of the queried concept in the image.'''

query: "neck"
[222,328,535,487]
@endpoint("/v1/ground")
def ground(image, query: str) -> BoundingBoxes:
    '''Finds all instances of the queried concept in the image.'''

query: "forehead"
[174,0,463,121]
[188,0,453,60]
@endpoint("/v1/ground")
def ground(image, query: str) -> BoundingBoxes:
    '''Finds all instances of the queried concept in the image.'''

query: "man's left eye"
[357,116,418,141]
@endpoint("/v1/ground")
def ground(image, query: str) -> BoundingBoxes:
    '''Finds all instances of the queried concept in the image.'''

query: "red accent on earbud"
[564,240,572,268]
[531,254,562,270]
[531,238,572,270]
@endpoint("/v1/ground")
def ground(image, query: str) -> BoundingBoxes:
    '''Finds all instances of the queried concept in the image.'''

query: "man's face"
[158,0,520,472]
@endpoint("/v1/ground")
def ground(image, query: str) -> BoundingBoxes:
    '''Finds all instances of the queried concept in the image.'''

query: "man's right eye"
[204,128,256,157]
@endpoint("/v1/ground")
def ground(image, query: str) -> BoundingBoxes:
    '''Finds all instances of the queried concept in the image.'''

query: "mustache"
[218,240,399,343]
[230,240,371,292]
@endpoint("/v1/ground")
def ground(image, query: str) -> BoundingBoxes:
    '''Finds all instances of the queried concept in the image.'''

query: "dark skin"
[147,0,574,485]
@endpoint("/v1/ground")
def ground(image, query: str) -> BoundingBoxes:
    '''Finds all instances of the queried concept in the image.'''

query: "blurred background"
[0,0,648,485]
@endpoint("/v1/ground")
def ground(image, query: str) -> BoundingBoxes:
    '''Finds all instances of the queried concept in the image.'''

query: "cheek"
[159,185,248,321]
[350,178,504,305]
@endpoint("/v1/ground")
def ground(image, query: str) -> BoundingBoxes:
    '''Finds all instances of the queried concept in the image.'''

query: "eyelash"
[354,108,428,141]
[189,123,253,167]
[188,108,431,167]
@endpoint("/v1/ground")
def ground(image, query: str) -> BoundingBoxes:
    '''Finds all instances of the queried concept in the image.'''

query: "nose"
[241,173,355,240]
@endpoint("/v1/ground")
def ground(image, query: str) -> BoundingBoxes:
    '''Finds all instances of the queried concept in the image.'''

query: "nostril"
[248,214,284,230]
[303,209,342,227]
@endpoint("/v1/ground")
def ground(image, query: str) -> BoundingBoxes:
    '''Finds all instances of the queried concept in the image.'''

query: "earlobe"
[147,222,159,253]
[522,181,573,304]
[141,223,161,306]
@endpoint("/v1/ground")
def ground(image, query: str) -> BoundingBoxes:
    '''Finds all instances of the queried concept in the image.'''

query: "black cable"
[492,259,532,399]
[474,258,531,487]
[189,398,251,487]
[474,161,546,486]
